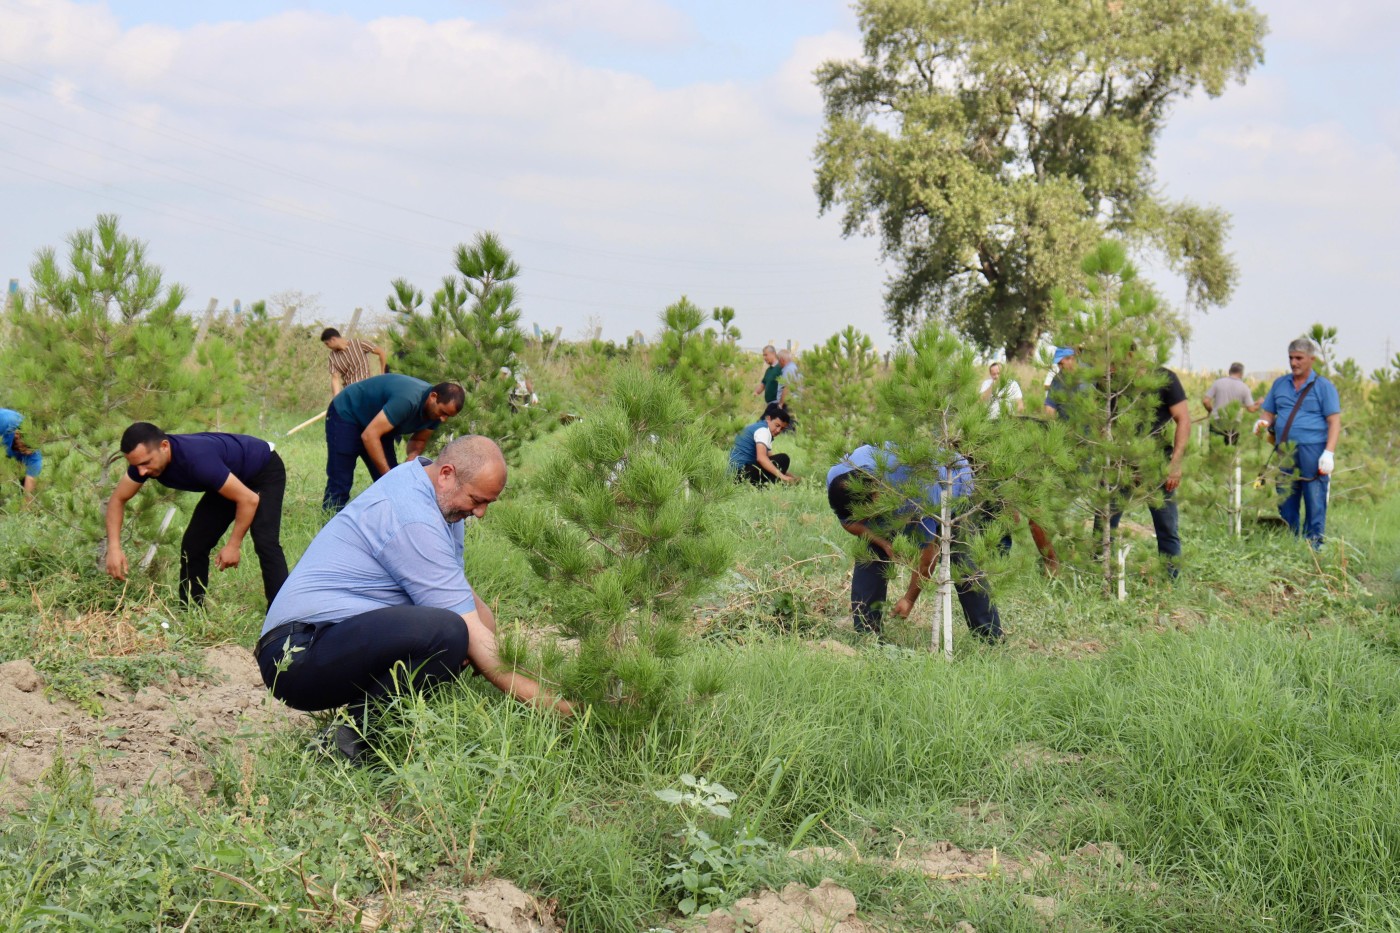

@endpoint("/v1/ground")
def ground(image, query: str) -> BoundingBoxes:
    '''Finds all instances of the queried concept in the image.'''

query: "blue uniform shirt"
[262,458,476,634]
[329,373,442,436]
[728,419,774,472]
[0,408,41,477]
[827,443,973,539]
[127,433,271,493]
[1262,371,1340,446]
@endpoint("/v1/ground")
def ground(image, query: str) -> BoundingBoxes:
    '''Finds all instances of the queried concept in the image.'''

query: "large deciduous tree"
[814,0,1266,359]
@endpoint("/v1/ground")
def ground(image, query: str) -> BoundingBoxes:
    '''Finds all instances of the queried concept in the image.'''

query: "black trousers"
[850,539,1002,641]
[738,453,791,485]
[180,452,289,608]
[256,606,469,717]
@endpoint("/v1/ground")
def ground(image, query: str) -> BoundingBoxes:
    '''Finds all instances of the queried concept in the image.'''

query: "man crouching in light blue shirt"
[256,435,572,762]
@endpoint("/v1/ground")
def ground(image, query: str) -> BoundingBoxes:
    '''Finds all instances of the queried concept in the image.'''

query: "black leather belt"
[254,621,317,657]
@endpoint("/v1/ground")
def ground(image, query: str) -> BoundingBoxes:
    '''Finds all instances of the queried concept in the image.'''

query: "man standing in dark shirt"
[1108,362,1191,576]
[105,422,289,608]
[323,373,466,512]
[754,345,782,406]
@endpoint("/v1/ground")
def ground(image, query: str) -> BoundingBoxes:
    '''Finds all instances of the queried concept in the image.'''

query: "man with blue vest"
[826,443,1002,641]
[1255,338,1342,547]
[729,402,798,485]
[323,373,465,511]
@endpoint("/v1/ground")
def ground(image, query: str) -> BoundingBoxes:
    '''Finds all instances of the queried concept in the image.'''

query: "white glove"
[1318,451,1334,475]
[1253,418,1270,437]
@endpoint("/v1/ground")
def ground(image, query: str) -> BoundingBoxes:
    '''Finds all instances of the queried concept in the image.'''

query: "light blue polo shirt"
[262,458,475,635]
[1261,371,1340,446]
[827,443,973,539]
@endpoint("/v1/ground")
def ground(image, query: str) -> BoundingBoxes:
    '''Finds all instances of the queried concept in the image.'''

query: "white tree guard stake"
[1116,544,1132,601]
[1232,456,1243,536]
[939,477,954,661]
[140,506,179,570]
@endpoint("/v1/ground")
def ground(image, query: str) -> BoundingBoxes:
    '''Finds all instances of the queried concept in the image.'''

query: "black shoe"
[312,723,369,764]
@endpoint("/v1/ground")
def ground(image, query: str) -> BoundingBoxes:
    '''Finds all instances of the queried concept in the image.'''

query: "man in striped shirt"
[322,327,388,397]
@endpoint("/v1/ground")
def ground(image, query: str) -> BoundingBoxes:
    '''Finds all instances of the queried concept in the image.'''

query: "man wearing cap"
[323,373,466,512]
[0,408,41,498]
[321,328,388,398]
[1043,347,1082,418]
[1254,338,1341,547]
[729,402,798,485]
[105,422,289,608]
[826,442,1002,641]
[1202,363,1260,445]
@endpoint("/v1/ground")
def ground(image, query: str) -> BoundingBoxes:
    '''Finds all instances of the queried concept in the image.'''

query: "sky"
[1,0,1396,376]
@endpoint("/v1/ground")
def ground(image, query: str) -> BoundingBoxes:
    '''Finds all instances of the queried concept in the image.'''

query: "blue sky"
[2,0,1397,376]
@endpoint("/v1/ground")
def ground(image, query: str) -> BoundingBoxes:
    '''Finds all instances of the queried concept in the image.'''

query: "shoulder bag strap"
[1276,378,1317,447]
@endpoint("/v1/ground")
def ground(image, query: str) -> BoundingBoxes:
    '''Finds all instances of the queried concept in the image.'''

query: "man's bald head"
[432,436,507,522]
[439,435,506,483]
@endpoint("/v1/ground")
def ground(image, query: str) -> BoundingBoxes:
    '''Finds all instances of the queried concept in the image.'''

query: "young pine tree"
[493,368,737,726]
[389,234,544,461]
[871,325,1065,654]
[800,325,885,464]
[1046,241,1183,596]
[654,296,748,445]
[4,214,234,548]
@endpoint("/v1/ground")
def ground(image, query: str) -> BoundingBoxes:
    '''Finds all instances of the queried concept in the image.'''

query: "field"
[1,403,1399,932]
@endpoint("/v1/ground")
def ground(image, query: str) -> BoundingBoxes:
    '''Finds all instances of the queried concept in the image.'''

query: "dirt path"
[0,645,298,812]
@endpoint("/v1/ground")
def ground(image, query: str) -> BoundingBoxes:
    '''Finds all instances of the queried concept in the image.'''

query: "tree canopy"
[814,0,1267,359]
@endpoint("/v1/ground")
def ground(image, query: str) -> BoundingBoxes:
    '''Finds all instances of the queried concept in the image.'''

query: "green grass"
[1,414,1398,931]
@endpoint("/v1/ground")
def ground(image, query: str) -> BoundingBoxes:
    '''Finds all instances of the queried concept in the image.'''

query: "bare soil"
[0,645,297,812]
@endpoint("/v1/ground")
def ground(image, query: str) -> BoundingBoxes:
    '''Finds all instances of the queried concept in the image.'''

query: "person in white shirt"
[979,362,1024,419]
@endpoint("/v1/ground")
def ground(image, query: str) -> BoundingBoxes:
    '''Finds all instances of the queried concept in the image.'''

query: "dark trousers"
[256,606,469,717]
[1278,442,1329,547]
[850,540,1002,641]
[1100,485,1181,576]
[738,453,790,485]
[323,406,398,512]
[180,452,288,608]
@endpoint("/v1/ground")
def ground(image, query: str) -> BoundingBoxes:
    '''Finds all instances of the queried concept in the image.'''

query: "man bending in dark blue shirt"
[105,422,289,608]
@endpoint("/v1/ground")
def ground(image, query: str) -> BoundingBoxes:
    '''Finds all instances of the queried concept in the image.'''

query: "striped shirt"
[328,339,378,386]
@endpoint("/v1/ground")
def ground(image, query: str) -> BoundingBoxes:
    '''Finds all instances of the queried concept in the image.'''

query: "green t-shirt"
[330,373,441,436]
[761,365,783,404]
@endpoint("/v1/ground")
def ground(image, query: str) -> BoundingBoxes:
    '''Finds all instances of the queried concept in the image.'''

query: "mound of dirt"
[0,645,298,812]
[359,877,561,933]
[705,879,867,933]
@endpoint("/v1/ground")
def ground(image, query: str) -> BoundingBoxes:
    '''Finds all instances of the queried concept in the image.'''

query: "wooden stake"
[286,410,327,436]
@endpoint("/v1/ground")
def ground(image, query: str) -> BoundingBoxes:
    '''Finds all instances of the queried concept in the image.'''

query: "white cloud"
[504,0,693,45]
[0,0,890,352]
[768,30,862,117]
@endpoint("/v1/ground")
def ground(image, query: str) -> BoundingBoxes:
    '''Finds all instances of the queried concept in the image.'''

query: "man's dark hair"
[120,422,168,455]
[762,402,793,426]
[320,327,340,342]
[430,382,467,410]
[1229,362,1245,376]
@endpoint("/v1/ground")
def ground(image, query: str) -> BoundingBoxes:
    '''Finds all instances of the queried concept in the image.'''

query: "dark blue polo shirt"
[128,433,271,493]
[1262,371,1341,446]
[329,374,442,437]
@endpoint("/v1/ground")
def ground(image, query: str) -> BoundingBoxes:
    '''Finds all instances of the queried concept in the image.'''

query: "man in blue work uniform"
[105,422,289,608]
[826,443,1002,641]
[323,373,465,511]
[0,408,42,497]
[1255,338,1342,547]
